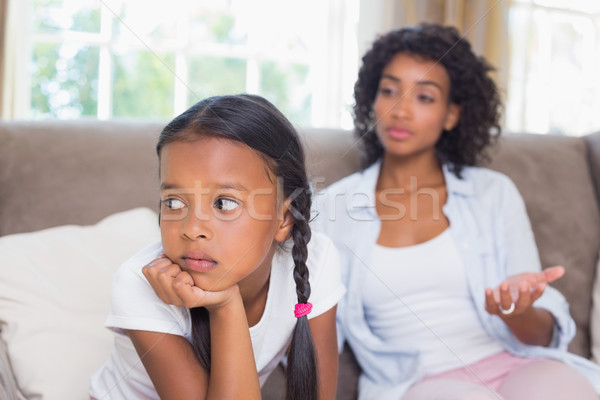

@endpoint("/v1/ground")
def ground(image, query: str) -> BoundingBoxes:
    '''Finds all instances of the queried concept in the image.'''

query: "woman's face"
[373,52,460,159]
[158,136,292,292]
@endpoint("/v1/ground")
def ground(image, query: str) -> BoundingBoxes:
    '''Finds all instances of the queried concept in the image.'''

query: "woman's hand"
[484,265,565,317]
[142,254,239,311]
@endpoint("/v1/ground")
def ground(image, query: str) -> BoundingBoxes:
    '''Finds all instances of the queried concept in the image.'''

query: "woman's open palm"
[484,266,565,317]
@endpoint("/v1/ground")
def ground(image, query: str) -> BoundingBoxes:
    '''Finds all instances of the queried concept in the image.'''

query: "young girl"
[314,24,600,399]
[89,94,345,400]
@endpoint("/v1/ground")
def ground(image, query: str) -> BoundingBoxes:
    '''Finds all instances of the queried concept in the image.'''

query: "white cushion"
[0,208,160,400]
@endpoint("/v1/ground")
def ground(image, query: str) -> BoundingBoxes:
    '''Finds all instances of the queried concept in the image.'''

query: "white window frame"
[17,0,358,128]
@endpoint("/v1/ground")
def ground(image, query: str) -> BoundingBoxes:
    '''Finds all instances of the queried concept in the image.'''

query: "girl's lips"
[387,127,413,140]
[183,257,217,273]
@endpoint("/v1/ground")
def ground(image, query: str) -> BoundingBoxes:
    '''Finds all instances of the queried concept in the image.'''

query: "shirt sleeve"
[105,242,190,338]
[498,176,575,349]
[306,232,346,320]
[311,187,350,352]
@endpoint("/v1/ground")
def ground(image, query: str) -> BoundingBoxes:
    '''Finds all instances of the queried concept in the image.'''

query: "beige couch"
[0,120,599,399]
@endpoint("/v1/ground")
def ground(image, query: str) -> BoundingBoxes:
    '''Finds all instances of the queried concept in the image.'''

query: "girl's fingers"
[141,254,239,309]
[172,271,195,295]
[142,258,186,306]
[159,265,187,306]
[144,254,168,268]
[158,263,183,280]
[143,257,171,272]
[142,258,171,301]
[173,272,207,308]
[143,260,179,283]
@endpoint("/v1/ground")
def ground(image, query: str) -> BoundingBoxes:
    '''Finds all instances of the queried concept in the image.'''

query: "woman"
[314,23,600,399]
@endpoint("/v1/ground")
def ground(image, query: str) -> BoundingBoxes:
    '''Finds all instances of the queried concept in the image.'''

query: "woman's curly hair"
[353,23,502,177]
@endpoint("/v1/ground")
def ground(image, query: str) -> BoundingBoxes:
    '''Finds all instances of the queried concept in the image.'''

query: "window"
[507,0,600,136]
[25,0,599,135]
[27,0,358,128]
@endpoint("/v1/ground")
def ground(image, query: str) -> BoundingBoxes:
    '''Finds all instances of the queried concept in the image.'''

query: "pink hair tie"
[294,302,313,318]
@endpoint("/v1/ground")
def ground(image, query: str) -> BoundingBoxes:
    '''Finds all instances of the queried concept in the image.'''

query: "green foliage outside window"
[112,51,175,118]
[31,43,99,119]
[187,57,247,105]
[259,62,310,126]
[28,0,314,126]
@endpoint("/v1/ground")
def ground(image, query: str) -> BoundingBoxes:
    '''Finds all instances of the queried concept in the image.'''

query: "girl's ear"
[274,201,294,242]
[444,103,461,131]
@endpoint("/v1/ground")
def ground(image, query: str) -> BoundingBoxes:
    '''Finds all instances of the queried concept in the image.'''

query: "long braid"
[291,214,311,304]
[285,188,318,400]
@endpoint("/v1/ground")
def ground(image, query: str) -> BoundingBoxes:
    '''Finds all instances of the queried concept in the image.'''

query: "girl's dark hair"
[354,23,502,177]
[156,94,318,400]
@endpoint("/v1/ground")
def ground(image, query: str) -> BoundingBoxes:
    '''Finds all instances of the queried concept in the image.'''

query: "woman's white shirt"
[364,229,503,376]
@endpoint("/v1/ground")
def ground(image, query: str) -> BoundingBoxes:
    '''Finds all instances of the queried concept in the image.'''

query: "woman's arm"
[482,174,573,347]
[497,306,555,346]
[309,306,339,400]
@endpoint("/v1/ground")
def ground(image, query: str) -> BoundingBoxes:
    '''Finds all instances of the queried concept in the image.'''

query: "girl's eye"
[214,198,239,211]
[162,198,185,210]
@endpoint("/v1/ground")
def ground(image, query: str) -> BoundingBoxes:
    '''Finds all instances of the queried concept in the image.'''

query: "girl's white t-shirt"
[89,232,345,400]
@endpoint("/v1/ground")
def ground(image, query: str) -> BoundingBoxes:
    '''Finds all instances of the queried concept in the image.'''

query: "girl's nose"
[181,204,212,240]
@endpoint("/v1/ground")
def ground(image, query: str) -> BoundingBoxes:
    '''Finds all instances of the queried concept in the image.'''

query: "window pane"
[189,5,245,45]
[26,0,351,126]
[31,0,101,33]
[30,42,99,118]
[112,50,175,118]
[236,0,321,56]
[507,4,600,136]
[533,0,600,14]
[111,0,180,43]
[259,61,311,126]
[187,56,246,104]
[546,14,597,135]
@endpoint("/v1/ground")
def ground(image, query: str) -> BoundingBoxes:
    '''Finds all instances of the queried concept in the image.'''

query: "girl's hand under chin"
[484,265,565,317]
[142,254,240,311]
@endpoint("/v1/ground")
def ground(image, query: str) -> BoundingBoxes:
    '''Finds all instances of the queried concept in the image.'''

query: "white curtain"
[0,0,28,119]
[0,0,8,118]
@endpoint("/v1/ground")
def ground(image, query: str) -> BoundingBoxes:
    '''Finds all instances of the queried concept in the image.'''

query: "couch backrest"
[0,120,163,236]
[585,131,600,204]
[1,120,598,357]
[0,121,362,236]
[487,133,600,357]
